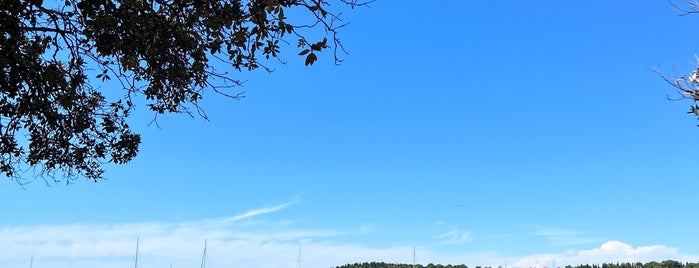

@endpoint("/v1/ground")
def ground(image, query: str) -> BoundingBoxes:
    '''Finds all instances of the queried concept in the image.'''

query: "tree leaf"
[305,53,317,66]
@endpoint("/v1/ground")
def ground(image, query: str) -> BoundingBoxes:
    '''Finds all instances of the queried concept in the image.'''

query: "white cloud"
[437,229,471,245]
[532,228,582,237]
[531,228,601,246]
[511,241,693,268]
[223,193,302,222]
[0,195,407,268]
[0,221,414,268]
[1,198,697,268]
[2,223,696,268]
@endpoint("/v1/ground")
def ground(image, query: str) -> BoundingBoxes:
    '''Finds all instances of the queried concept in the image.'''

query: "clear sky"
[2,1,699,268]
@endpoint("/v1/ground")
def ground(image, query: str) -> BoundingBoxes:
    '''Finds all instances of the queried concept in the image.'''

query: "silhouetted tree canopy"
[0,0,370,183]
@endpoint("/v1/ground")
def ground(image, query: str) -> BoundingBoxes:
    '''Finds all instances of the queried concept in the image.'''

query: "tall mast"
[201,239,207,268]
[413,246,416,268]
[296,244,303,268]
[134,237,139,268]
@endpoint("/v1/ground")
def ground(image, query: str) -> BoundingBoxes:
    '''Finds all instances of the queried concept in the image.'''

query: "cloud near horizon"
[511,241,695,268]
[531,228,601,247]
[2,225,692,268]
[0,199,696,268]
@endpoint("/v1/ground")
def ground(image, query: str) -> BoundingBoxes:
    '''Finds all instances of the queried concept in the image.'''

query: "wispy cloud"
[0,193,403,268]
[0,220,696,268]
[531,228,601,246]
[437,229,471,245]
[491,233,514,239]
[223,194,302,222]
[1,198,696,268]
[532,228,582,237]
[0,221,408,268]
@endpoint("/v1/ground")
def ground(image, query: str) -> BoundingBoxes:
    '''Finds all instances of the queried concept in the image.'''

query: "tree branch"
[16,26,70,35]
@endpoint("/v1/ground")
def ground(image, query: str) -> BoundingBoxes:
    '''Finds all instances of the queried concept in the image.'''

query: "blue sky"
[3,1,699,268]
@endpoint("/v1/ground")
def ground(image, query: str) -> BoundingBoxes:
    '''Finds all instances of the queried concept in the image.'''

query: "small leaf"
[690,105,699,116]
[305,53,317,66]
[299,49,310,55]
[311,39,327,51]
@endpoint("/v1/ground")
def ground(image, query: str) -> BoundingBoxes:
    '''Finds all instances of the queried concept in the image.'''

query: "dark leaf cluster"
[0,0,370,183]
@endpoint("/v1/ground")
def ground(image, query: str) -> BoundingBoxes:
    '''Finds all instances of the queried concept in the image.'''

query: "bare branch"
[15,26,69,34]
[669,0,699,16]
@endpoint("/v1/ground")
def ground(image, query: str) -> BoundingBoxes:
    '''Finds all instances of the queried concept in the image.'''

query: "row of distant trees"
[337,262,468,268]
[563,260,699,268]
[336,260,699,268]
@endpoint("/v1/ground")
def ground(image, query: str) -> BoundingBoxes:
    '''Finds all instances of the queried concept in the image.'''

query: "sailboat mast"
[134,237,139,268]
[296,244,302,268]
[413,246,416,268]
[201,239,207,268]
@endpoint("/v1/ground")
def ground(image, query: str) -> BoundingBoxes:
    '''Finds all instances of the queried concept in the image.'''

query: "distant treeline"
[336,262,467,268]
[336,260,699,268]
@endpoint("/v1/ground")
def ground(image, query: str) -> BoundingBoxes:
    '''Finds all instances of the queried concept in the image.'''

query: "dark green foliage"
[0,0,370,183]
[566,261,699,268]
[336,261,699,268]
